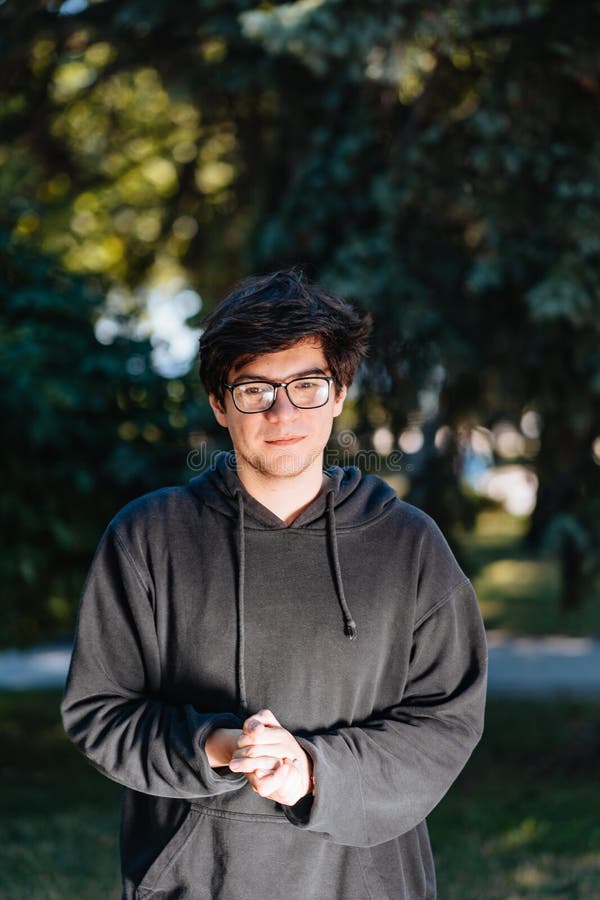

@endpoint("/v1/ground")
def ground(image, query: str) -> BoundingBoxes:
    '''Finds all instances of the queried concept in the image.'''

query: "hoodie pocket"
[133,803,377,900]
[134,806,203,900]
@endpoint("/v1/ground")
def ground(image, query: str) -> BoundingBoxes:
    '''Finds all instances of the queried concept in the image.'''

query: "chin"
[248,449,320,478]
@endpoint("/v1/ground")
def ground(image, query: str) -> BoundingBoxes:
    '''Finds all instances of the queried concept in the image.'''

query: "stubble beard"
[238,446,323,479]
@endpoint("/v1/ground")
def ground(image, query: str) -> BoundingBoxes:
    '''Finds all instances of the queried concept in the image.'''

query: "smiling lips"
[264,436,306,446]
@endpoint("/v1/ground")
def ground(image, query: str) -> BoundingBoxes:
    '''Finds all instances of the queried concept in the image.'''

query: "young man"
[62,270,487,900]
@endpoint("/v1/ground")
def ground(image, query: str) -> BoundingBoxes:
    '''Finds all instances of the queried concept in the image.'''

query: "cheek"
[313,410,337,437]
[231,419,259,445]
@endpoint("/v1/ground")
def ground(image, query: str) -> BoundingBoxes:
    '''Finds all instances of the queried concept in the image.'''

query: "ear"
[332,384,347,417]
[208,393,229,428]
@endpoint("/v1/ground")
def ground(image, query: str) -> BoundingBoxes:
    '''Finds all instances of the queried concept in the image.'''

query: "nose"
[265,386,300,421]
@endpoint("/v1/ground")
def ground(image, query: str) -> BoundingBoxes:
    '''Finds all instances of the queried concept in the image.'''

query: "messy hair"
[199,269,371,405]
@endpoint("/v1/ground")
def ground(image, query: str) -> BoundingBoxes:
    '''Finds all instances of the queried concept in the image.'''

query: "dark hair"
[199,269,371,405]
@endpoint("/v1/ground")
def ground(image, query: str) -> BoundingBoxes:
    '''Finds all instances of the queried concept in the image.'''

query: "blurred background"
[1,1,599,897]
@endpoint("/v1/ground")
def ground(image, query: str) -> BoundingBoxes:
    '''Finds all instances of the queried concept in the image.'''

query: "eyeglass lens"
[233,378,330,412]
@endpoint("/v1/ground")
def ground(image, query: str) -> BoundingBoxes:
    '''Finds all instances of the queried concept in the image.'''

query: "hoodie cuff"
[282,736,317,826]
[194,712,247,792]
[284,792,314,825]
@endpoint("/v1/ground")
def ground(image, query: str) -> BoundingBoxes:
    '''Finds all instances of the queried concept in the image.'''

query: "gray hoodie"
[61,452,487,900]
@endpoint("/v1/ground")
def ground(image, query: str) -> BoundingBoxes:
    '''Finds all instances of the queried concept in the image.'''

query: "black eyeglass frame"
[223,375,335,414]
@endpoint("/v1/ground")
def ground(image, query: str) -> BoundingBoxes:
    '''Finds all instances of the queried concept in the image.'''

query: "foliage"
[0,234,207,644]
[1,0,599,639]
[457,509,600,636]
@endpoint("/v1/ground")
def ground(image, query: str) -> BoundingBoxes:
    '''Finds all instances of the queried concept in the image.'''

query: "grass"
[0,691,121,899]
[429,698,600,899]
[455,509,600,637]
[1,692,599,899]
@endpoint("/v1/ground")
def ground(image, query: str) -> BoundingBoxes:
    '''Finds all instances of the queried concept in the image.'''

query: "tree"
[0,232,207,644]
[1,0,598,638]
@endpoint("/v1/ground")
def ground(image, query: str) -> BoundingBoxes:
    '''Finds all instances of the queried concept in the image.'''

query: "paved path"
[486,631,600,696]
[0,644,72,690]
[0,634,599,696]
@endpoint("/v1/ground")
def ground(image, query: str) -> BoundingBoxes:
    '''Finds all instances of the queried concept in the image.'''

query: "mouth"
[264,436,306,447]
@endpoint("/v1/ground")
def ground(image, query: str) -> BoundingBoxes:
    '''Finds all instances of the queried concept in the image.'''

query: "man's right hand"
[205,727,243,768]
[229,710,313,806]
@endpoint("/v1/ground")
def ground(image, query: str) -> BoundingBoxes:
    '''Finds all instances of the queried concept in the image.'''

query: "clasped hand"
[211,709,312,807]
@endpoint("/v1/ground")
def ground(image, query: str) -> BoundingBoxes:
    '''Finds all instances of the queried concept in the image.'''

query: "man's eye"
[239,385,268,395]
[296,381,320,390]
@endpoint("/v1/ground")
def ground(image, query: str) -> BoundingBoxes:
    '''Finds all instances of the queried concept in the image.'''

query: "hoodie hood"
[189,451,399,713]
[189,450,397,531]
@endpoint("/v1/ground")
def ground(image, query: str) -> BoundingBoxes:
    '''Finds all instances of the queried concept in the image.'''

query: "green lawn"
[1,691,599,899]
[0,690,121,899]
[428,698,600,899]
[455,509,600,637]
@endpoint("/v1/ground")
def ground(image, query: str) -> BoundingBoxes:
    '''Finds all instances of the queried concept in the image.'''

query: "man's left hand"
[229,708,313,807]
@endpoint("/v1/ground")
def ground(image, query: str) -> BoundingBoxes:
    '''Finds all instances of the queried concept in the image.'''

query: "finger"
[237,725,264,745]
[232,743,294,760]
[237,726,287,748]
[229,755,281,774]
[250,761,291,796]
[254,708,280,726]
[244,762,285,793]
[243,709,280,734]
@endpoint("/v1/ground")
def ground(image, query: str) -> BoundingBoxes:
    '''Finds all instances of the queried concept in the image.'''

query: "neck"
[236,458,325,524]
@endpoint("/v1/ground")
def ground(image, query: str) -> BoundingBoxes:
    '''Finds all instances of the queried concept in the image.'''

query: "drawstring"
[235,491,248,717]
[326,491,358,640]
[233,487,357,714]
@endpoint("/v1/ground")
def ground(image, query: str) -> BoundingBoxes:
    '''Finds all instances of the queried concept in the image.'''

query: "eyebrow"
[230,367,328,385]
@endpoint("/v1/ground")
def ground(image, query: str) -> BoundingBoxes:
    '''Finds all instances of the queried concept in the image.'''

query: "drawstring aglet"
[344,620,358,640]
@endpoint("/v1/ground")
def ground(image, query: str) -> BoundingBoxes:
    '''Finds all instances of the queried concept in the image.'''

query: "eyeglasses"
[224,376,334,414]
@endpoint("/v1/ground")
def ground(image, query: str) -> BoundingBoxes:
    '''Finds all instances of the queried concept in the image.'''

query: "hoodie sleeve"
[284,576,487,846]
[61,524,248,800]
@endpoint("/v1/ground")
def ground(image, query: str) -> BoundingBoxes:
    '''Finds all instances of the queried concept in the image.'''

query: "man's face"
[209,338,346,480]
